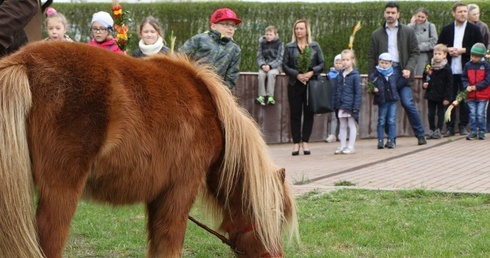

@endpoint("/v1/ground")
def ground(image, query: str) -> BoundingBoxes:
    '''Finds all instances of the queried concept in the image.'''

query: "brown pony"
[0,41,298,258]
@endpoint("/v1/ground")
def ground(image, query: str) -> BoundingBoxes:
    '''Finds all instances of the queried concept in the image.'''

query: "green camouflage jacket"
[179,30,241,89]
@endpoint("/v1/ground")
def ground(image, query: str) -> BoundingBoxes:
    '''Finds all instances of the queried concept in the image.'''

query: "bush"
[49,1,490,72]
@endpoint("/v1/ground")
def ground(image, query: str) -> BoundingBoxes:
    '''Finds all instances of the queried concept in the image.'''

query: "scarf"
[376,65,393,78]
[139,36,164,56]
[431,58,448,70]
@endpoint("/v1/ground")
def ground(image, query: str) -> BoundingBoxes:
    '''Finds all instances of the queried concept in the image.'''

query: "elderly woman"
[409,8,438,76]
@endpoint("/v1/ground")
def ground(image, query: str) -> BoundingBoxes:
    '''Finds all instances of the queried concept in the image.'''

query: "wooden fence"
[232,73,432,144]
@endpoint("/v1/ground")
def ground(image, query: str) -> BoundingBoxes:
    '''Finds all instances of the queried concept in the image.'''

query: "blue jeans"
[467,100,488,132]
[393,67,425,137]
[378,101,397,141]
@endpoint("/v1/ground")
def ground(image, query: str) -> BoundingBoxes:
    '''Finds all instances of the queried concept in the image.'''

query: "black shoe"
[417,136,427,145]
[459,126,468,135]
[466,131,477,140]
[292,151,299,156]
[377,140,384,149]
[478,131,486,140]
[386,140,395,149]
[444,129,455,137]
[303,150,311,155]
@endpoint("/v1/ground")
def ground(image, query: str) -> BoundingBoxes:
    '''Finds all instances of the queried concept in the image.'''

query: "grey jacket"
[256,36,284,71]
[368,22,420,86]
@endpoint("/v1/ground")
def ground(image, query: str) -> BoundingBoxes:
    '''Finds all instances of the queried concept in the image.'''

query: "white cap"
[91,11,114,28]
[379,52,393,61]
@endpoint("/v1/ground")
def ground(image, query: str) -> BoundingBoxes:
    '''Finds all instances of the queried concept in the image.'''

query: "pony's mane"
[165,54,299,252]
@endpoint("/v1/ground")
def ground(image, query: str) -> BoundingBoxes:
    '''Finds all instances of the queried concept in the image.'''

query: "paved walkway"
[268,135,490,195]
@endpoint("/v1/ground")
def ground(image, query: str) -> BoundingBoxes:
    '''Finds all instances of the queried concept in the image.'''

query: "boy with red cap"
[180,8,242,89]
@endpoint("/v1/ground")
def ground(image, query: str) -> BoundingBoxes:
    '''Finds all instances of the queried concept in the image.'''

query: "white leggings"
[338,117,357,148]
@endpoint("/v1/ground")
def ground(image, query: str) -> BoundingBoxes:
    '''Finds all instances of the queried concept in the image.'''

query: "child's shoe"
[426,130,434,139]
[267,96,276,105]
[334,146,345,154]
[342,147,355,154]
[385,139,395,149]
[478,131,486,140]
[326,134,336,143]
[255,96,266,106]
[377,140,384,149]
[431,129,441,139]
[466,131,477,140]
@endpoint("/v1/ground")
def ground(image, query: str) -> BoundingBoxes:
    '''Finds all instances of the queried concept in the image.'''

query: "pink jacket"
[88,38,123,54]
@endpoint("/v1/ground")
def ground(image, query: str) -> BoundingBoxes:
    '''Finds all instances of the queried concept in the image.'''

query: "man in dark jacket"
[437,2,483,136]
[368,1,426,146]
[0,0,39,57]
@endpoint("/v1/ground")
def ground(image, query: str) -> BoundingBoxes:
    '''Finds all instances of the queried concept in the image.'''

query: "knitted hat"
[471,43,487,57]
[379,52,393,61]
[91,11,114,28]
[333,54,342,65]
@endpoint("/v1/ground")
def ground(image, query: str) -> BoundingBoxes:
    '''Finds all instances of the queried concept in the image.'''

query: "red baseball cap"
[210,8,242,25]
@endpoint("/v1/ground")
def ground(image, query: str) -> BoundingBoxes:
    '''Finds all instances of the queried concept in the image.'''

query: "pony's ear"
[277,168,286,183]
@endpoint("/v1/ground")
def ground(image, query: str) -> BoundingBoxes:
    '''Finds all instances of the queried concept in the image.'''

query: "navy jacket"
[369,70,404,105]
[333,68,362,120]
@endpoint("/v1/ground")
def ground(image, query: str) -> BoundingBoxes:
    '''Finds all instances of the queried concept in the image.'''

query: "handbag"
[307,77,334,114]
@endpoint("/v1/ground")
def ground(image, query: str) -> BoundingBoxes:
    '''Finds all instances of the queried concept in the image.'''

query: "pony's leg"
[146,181,201,258]
[35,165,88,258]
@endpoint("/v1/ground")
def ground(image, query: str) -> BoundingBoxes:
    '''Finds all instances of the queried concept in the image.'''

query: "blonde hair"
[433,44,448,54]
[265,26,277,34]
[45,12,68,28]
[291,19,312,43]
[341,49,357,67]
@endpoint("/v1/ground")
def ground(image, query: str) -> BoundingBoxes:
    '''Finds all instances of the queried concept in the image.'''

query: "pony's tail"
[0,64,44,257]
[198,68,299,253]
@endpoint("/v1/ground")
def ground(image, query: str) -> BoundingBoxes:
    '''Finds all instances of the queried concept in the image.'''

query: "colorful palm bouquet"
[444,90,468,122]
[112,1,131,52]
[425,64,433,82]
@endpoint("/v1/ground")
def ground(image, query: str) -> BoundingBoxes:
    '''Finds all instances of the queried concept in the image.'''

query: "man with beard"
[368,1,426,146]
[437,2,483,136]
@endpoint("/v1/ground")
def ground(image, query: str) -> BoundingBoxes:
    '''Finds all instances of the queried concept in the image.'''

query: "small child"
[43,7,73,42]
[255,26,284,106]
[422,44,453,140]
[180,8,242,89]
[462,43,490,140]
[369,53,405,149]
[88,11,123,54]
[325,54,342,143]
[332,49,362,154]
[132,16,170,58]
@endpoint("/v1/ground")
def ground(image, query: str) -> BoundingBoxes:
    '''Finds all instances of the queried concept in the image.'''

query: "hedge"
[49,1,490,72]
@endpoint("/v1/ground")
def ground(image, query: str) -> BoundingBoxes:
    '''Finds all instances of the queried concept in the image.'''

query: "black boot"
[377,140,384,149]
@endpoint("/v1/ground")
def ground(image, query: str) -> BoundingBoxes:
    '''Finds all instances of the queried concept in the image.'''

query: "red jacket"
[462,60,490,100]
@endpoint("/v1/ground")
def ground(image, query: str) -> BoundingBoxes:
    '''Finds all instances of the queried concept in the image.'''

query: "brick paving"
[268,136,490,195]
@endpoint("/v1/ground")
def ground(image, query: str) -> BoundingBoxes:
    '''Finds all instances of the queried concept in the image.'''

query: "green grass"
[63,189,490,257]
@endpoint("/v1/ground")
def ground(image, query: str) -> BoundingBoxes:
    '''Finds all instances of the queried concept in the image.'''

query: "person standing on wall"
[437,1,483,136]
[0,0,39,57]
[368,1,426,146]
[283,19,325,156]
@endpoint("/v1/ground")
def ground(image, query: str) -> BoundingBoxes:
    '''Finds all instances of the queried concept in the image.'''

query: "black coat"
[282,41,325,87]
[423,64,453,102]
[437,22,483,72]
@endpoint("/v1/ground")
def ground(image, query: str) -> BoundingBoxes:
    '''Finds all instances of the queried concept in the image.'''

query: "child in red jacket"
[462,43,490,140]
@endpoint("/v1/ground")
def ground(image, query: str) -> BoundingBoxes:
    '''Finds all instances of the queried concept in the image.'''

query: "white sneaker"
[342,147,355,154]
[334,146,345,154]
[326,134,336,143]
